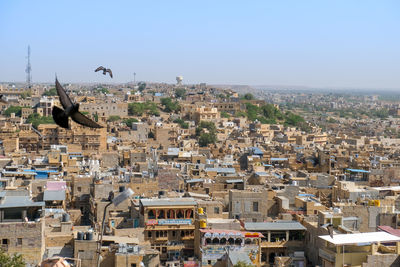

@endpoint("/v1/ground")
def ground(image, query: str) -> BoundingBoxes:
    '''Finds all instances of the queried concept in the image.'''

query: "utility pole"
[26,45,32,88]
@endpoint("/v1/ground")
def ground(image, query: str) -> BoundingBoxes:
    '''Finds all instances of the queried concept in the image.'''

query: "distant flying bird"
[52,78,103,129]
[0,95,7,104]
[95,66,113,78]
[322,223,334,239]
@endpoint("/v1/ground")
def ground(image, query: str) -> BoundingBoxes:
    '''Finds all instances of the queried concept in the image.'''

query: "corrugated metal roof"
[319,232,400,245]
[225,179,243,184]
[2,171,36,175]
[0,195,44,208]
[270,158,288,161]
[245,221,306,231]
[167,148,179,156]
[141,198,197,207]
[185,179,204,184]
[228,251,254,266]
[205,167,236,173]
[250,147,263,155]
[43,190,66,201]
[346,168,370,173]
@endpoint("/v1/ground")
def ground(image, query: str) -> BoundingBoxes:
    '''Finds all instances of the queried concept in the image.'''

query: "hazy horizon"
[1,1,399,89]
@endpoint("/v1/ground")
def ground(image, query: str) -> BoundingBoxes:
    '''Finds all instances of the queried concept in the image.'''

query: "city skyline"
[0,1,399,89]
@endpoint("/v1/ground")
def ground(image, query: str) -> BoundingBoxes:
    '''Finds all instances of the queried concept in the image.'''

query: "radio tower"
[25,45,32,88]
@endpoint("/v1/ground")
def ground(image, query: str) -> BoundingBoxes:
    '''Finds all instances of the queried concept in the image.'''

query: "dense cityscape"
[1,77,400,267]
[2,1,400,267]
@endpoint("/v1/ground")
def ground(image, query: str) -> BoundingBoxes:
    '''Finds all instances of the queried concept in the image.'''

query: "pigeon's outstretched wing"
[52,106,70,129]
[71,111,103,128]
[321,223,334,239]
[0,95,7,104]
[106,69,113,78]
[327,224,334,239]
[55,78,73,110]
[95,66,105,72]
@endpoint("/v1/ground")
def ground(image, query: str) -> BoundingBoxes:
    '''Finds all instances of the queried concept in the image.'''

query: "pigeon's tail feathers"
[52,106,69,129]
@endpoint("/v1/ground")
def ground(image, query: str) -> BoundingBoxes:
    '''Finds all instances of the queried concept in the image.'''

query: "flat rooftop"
[140,198,197,207]
[319,231,400,245]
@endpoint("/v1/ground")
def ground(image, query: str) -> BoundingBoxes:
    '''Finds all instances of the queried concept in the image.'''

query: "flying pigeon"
[0,95,7,104]
[322,223,334,239]
[52,78,103,129]
[95,66,113,78]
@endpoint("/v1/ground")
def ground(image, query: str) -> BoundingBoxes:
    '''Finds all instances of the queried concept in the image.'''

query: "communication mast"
[25,45,32,88]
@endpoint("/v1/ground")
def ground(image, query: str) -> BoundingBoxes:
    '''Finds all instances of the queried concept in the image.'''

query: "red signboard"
[146,219,158,226]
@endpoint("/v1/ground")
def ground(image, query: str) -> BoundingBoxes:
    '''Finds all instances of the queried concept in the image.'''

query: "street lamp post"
[96,188,134,267]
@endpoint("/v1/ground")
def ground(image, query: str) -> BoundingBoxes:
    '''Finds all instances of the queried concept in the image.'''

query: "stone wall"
[0,220,45,265]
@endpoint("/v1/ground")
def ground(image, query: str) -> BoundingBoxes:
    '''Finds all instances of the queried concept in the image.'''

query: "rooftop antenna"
[133,72,136,85]
[25,45,32,88]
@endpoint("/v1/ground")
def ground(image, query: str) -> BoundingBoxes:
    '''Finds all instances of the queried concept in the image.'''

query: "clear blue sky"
[0,0,399,89]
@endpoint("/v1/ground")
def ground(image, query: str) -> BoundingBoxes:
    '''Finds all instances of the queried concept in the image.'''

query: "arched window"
[148,210,155,219]
[220,238,227,245]
[206,238,212,245]
[177,210,184,218]
[167,209,175,219]
[186,209,193,218]
[228,238,235,245]
[158,210,165,219]
[212,238,219,244]
[235,239,242,245]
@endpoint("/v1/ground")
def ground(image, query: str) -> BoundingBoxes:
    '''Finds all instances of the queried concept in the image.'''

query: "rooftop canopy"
[245,221,306,231]
[319,231,400,245]
[140,198,197,207]
[270,158,288,161]
[346,168,370,173]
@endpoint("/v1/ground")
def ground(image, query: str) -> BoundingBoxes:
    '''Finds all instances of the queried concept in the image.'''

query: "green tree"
[174,118,189,129]
[196,121,217,146]
[261,104,282,120]
[245,103,259,121]
[373,108,389,119]
[42,87,57,96]
[175,88,186,99]
[4,106,22,117]
[123,118,139,127]
[20,91,32,99]
[107,115,121,122]
[221,111,230,118]
[128,102,160,116]
[138,82,146,92]
[161,98,180,113]
[284,112,305,127]
[243,93,255,100]
[199,132,216,147]
[128,103,145,116]
[26,113,55,127]
[97,87,109,94]
[196,121,216,135]
[0,249,26,267]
